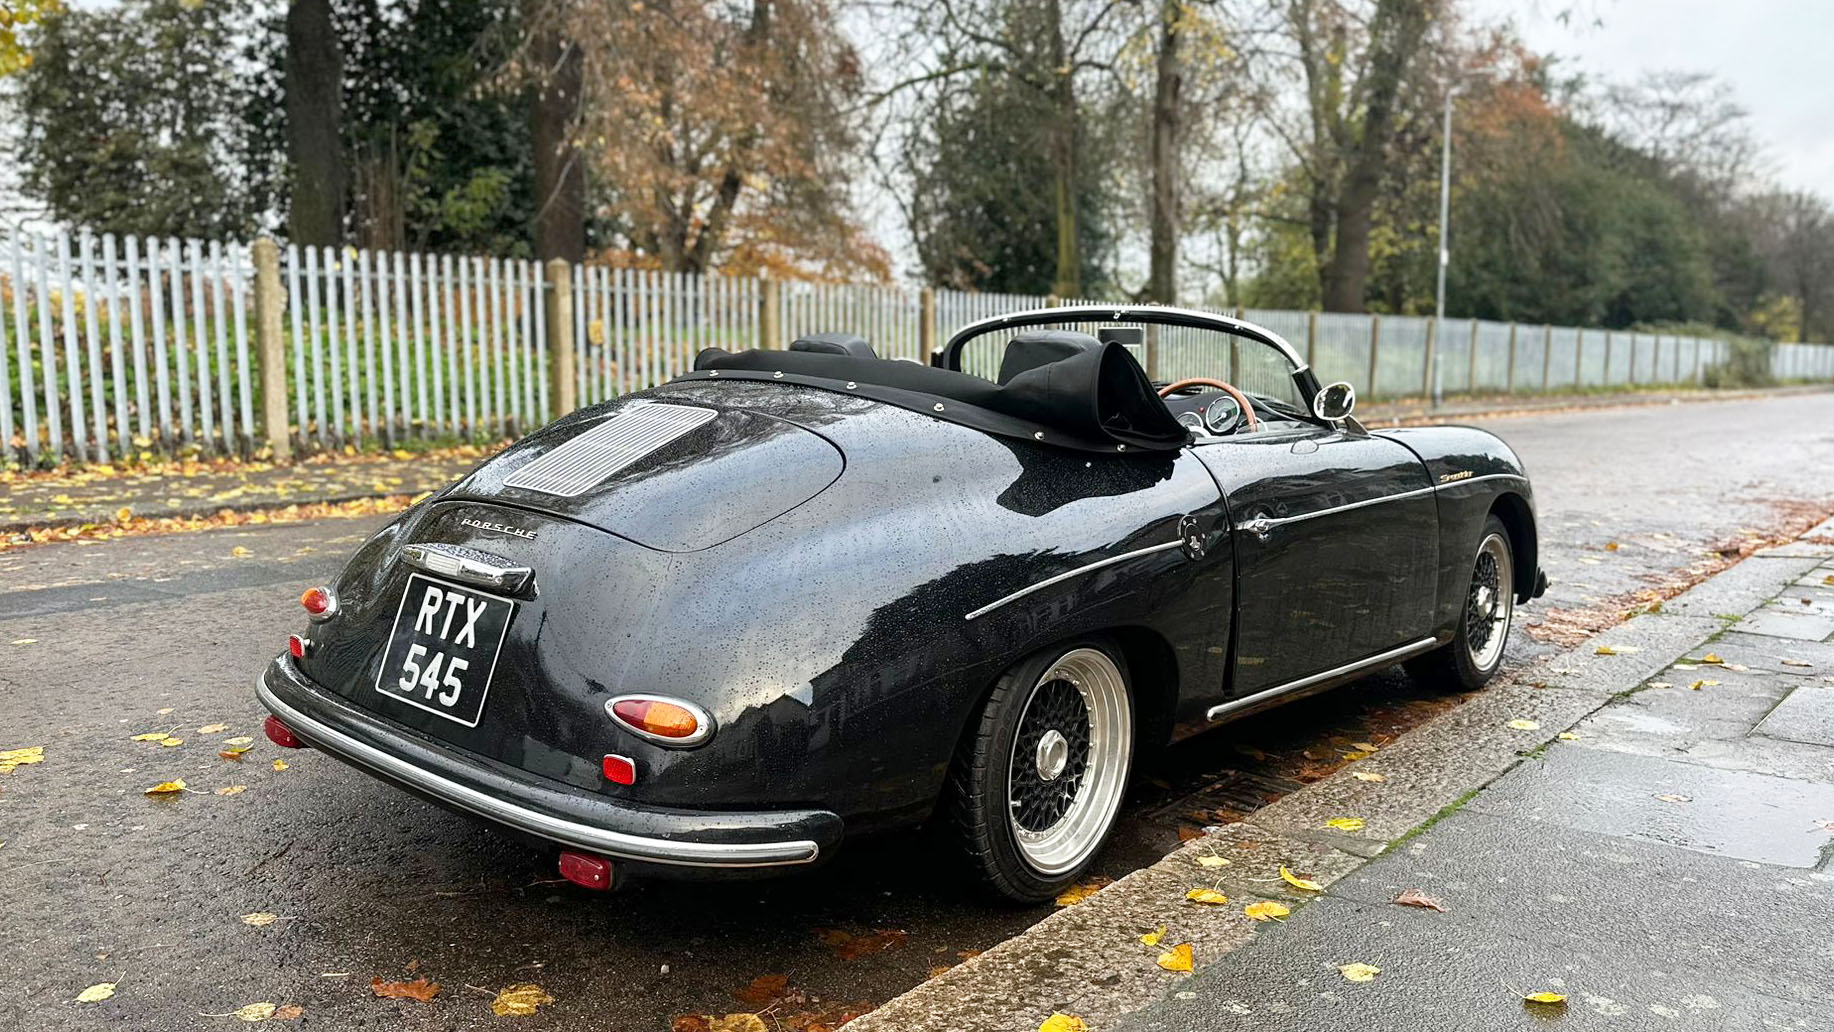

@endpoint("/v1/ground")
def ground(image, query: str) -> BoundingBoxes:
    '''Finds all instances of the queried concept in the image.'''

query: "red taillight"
[558,851,615,890]
[300,586,335,620]
[609,698,703,742]
[602,754,637,785]
[264,715,303,749]
[287,634,308,659]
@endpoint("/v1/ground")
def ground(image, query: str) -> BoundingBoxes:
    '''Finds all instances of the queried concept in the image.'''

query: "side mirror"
[1313,381,1356,422]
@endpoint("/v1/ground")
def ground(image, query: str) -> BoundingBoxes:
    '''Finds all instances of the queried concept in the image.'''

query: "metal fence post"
[1422,316,1437,399]
[1306,310,1318,368]
[1602,330,1613,388]
[1368,315,1381,395]
[759,277,782,350]
[919,287,938,363]
[1541,324,1553,391]
[252,237,291,461]
[1573,328,1584,388]
[1627,333,1637,386]
[545,258,577,418]
[1468,318,1479,394]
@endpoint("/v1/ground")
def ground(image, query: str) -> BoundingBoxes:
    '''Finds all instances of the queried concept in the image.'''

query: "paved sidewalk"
[1116,548,1834,1028]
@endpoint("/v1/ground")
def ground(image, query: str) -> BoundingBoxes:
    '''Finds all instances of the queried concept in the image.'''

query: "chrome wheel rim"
[1465,533,1513,671]
[1007,648,1132,877]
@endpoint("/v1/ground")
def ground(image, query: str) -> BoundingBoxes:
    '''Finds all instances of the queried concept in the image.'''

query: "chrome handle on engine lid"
[401,543,535,596]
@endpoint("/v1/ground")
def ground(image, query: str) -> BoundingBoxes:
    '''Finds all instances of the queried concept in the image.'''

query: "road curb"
[847,532,1834,1032]
[1359,383,1832,427]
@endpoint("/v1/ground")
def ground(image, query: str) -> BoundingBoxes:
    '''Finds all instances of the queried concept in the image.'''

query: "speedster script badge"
[374,573,517,727]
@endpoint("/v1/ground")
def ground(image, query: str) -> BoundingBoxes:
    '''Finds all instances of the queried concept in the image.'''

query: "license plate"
[374,573,516,727]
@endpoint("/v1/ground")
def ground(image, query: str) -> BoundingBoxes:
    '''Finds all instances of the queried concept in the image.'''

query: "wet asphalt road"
[3,392,1832,1031]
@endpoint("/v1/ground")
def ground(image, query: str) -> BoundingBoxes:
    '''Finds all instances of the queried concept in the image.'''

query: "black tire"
[1407,515,1516,692]
[946,637,1134,903]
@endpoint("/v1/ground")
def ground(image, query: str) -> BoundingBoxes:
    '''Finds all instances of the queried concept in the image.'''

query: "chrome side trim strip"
[964,539,1185,621]
[255,675,820,868]
[1248,484,1438,533]
[1205,637,1439,722]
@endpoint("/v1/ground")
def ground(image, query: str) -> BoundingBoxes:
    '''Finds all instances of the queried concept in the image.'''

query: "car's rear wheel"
[1407,515,1515,692]
[948,639,1134,903]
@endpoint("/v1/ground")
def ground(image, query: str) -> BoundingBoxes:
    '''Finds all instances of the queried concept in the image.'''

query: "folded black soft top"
[673,333,1190,454]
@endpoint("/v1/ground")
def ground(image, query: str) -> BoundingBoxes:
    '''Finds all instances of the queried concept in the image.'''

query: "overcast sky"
[1473,0,1833,197]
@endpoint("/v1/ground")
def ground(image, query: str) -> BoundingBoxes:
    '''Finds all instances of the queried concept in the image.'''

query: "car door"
[1191,424,1439,703]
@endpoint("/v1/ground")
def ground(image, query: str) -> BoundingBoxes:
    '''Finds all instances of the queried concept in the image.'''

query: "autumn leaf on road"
[1700,653,1724,664]
[731,974,790,1008]
[197,723,230,734]
[1185,888,1229,905]
[1524,991,1568,1006]
[75,982,117,1003]
[1279,866,1323,892]
[1338,963,1380,982]
[1053,877,1111,906]
[814,927,908,959]
[233,1002,276,1022]
[1140,926,1166,947]
[1324,817,1365,832]
[144,779,188,795]
[272,759,288,771]
[1393,889,1447,912]
[490,983,554,1017]
[371,977,439,1003]
[1506,719,1540,731]
[1155,943,1194,973]
[131,732,171,742]
[1195,854,1229,868]
[0,746,44,773]
[1243,901,1290,922]
[241,912,279,927]
[1352,771,1387,783]
[1039,1015,1089,1032]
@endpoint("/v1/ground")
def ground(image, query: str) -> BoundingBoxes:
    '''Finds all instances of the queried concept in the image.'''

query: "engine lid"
[444,400,843,552]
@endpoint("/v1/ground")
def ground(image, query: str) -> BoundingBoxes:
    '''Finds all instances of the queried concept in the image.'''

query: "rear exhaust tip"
[264,715,307,749]
[558,851,617,891]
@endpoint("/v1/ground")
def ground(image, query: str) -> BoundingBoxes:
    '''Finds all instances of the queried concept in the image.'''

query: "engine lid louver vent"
[502,403,718,497]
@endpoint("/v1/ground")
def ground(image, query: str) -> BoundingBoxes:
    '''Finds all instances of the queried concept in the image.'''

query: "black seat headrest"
[790,332,878,360]
[997,329,1101,385]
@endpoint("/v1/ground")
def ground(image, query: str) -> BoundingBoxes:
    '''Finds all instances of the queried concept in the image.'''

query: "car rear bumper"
[256,656,840,871]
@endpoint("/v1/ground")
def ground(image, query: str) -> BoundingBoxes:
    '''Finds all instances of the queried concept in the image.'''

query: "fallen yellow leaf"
[231,547,253,558]
[1524,991,1568,1005]
[0,745,45,773]
[1243,901,1290,922]
[490,983,554,1017]
[159,737,183,747]
[131,732,169,742]
[224,736,254,746]
[1039,1015,1089,1032]
[1701,653,1723,664]
[1054,877,1110,906]
[1324,817,1365,832]
[1349,741,1378,752]
[1507,719,1540,731]
[9,639,36,645]
[1185,888,1229,905]
[1341,749,1373,761]
[197,723,230,734]
[272,758,289,771]
[709,1016,768,1032]
[235,1002,277,1022]
[1594,645,1617,655]
[215,785,248,796]
[220,747,252,760]
[75,982,117,1003]
[242,912,278,926]
[1352,771,1387,783]
[1196,855,1230,868]
[1279,866,1324,893]
[1140,926,1165,947]
[1557,732,1580,741]
[1155,942,1194,973]
[116,506,133,523]
[144,779,188,795]
[1338,962,1380,982]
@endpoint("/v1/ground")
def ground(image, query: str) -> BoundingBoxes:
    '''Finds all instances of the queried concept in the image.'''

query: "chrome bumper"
[255,667,824,869]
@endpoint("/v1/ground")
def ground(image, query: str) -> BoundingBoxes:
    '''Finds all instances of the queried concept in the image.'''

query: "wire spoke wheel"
[1465,532,1513,671]
[1005,647,1132,877]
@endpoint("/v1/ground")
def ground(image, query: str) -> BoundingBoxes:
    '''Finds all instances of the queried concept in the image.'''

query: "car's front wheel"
[1408,514,1515,692]
[947,638,1134,903]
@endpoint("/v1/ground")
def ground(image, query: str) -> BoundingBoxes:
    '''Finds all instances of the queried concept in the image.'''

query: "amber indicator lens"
[610,699,700,739]
[300,586,334,617]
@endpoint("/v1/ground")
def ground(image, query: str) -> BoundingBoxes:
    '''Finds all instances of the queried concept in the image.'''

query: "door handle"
[1240,512,1275,539]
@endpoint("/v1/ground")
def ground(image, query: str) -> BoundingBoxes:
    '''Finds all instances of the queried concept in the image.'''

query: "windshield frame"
[935,304,1327,422]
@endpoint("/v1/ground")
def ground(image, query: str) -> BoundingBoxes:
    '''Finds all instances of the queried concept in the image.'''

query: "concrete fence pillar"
[1367,314,1381,395]
[1422,316,1438,398]
[1541,324,1554,391]
[544,258,577,418]
[1306,310,1318,368]
[1505,322,1518,392]
[919,287,937,362]
[251,237,290,462]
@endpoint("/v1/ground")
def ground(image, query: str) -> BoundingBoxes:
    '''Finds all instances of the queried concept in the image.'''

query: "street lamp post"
[1432,85,1456,408]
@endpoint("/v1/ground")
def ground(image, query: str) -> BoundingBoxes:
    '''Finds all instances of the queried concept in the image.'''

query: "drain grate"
[503,403,717,497]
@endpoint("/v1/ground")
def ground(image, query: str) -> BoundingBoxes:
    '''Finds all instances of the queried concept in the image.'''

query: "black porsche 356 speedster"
[257,304,1546,901]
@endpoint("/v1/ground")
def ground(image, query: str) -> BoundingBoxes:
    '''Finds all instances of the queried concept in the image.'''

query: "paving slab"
[1115,812,1834,1032]
[1658,554,1825,619]
[1465,742,1834,868]
[1754,685,1834,748]
[1730,608,1834,640]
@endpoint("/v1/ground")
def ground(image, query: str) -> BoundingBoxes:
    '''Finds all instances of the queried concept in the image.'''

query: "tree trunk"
[530,7,585,263]
[285,0,345,247]
[1319,0,1431,312]
[1046,0,1081,299]
[1146,0,1183,304]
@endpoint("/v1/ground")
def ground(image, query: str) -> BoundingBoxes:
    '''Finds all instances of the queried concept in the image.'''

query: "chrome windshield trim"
[937,304,1307,372]
[964,539,1186,621]
[1206,637,1439,722]
[255,675,819,868]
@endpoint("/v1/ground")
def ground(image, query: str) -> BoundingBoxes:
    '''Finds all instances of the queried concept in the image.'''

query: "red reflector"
[602,754,637,785]
[558,851,614,891]
[287,634,307,659]
[264,715,303,749]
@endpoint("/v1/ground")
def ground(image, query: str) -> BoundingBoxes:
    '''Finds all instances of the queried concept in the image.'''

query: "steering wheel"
[1157,378,1259,432]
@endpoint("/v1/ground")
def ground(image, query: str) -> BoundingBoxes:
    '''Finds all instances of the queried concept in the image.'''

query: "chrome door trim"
[1205,636,1439,722]
[964,539,1185,621]
[1239,483,1438,535]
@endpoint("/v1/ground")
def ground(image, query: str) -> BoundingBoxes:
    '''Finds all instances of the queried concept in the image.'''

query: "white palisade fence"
[3,223,1832,467]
